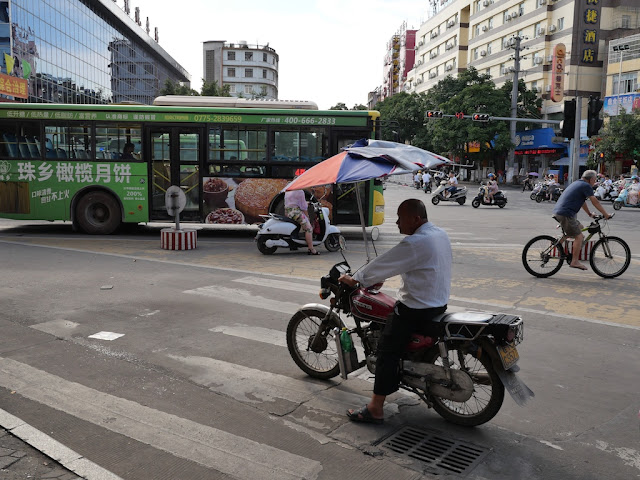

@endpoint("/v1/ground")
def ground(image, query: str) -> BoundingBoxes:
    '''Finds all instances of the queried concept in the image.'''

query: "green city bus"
[0,97,385,234]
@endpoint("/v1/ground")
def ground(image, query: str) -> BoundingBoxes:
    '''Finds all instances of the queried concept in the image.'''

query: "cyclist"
[552,170,612,271]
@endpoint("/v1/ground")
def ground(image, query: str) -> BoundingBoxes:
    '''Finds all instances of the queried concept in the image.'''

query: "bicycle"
[521,214,631,278]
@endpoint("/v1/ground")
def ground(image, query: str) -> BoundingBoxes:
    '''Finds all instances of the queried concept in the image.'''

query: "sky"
[119,0,428,109]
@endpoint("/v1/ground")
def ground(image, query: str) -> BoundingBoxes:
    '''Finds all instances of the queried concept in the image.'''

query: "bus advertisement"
[0,98,384,234]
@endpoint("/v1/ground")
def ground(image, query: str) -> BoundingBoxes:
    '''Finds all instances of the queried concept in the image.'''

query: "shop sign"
[0,72,28,99]
[578,0,601,66]
[551,44,565,102]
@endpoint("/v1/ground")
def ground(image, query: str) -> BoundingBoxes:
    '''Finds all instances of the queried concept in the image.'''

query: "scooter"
[255,200,342,254]
[535,184,562,203]
[472,185,507,208]
[431,181,467,205]
[613,188,640,210]
[594,183,616,202]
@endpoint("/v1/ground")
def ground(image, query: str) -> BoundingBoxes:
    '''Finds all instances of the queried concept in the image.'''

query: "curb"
[0,408,123,480]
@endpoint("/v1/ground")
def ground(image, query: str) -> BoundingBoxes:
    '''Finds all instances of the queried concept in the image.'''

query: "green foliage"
[158,79,231,97]
[588,108,640,168]
[376,92,430,147]
[329,102,349,110]
[201,80,231,97]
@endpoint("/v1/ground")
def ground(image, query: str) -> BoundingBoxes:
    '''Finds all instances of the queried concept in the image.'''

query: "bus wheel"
[76,191,121,235]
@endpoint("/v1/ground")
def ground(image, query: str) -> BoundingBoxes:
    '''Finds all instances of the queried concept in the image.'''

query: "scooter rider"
[445,172,458,198]
[486,173,498,203]
[339,199,452,424]
[284,188,319,255]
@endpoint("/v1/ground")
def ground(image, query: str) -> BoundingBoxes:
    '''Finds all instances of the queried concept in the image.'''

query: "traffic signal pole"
[569,96,582,184]
[508,36,522,181]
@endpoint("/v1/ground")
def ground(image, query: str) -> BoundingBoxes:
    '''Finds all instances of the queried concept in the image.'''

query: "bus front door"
[148,126,204,222]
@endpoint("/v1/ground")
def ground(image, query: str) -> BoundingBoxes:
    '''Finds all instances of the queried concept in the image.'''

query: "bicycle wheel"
[522,235,564,278]
[589,236,631,278]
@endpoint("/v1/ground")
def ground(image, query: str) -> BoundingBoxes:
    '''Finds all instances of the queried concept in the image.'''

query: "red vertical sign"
[551,44,566,102]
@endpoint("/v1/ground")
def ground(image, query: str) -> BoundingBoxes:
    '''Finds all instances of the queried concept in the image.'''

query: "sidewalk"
[0,426,82,480]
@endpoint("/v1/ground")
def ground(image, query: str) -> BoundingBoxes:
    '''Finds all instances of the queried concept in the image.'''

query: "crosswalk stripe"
[0,357,322,480]
[184,285,300,314]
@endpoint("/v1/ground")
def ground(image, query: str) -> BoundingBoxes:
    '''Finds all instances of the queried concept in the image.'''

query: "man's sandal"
[346,406,383,424]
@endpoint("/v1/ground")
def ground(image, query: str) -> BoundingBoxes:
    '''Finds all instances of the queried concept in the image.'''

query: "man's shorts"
[554,215,582,237]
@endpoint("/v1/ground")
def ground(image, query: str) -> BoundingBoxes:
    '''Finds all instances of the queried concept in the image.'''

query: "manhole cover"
[376,425,489,476]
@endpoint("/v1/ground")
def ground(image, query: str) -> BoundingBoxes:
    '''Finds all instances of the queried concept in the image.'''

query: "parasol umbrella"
[284,139,452,261]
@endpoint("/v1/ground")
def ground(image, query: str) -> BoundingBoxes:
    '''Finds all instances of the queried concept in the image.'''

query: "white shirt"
[448,176,458,186]
[353,222,451,309]
[414,173,422,181]
[423,173,432,182]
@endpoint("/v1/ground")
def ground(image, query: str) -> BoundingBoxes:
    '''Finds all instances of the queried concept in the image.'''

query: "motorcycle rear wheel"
[457,197,466,205]
[286,308,342,379]
[257,237,277,255]
[424,343,504,427]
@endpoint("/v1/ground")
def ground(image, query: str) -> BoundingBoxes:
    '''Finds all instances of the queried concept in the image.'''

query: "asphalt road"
[0,182,639,480]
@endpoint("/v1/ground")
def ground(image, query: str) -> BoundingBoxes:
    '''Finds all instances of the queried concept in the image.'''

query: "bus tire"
[75,191,121,235]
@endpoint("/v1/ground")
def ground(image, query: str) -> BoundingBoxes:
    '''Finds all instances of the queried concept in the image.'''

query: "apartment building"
[203,41,279,100]
[381,22,416,101]
[408,0,639,174]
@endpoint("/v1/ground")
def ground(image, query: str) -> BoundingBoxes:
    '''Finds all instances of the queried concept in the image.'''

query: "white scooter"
[255,200,342,255]
[430,180,467,205]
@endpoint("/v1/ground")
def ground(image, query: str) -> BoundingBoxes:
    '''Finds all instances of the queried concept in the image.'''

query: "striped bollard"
[161,228,197,250]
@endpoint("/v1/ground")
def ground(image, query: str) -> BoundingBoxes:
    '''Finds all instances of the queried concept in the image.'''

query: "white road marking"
[233,277,319,295]
[0,357,323,480]
[184,285,300,314]
[88,331,124,341]
[210,324,288,348]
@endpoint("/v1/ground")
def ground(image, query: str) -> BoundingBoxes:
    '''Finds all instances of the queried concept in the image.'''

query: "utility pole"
[508,36,523,183]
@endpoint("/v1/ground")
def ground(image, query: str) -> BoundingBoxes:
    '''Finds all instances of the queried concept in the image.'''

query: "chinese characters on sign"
[0,73,28,99]
[15,162,131,184]
[551,43,566,102]
[579,0,601,66]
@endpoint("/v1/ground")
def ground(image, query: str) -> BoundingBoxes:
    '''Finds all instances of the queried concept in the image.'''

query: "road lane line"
[184,285,300,314]
[0,357,322,480]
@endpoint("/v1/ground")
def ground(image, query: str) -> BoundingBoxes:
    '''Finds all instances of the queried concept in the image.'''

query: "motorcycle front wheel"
[471,198,481,208]
[424,343,504,427]
[286,308,342,379]
[431,196,440,205]
[530,193,537,200]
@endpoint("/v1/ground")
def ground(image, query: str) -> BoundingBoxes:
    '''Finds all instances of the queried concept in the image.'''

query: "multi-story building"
[380,23,417,101]
[408,0,640,175]
[203,40,279,100]
[3,0,189,104]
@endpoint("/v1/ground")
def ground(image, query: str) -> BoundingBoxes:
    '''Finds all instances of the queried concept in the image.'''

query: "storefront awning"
[553,157,586,166]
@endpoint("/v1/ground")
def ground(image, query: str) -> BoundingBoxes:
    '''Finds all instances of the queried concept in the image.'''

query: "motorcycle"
[472,184,507,208]
[431,181,467,205]
[286,258,534,426]
[535,184,562,203]
[530,181,544,200]
[255,200,342,254]
[423,177,432,193]
[613,187,640,210]
[594,182,616,202]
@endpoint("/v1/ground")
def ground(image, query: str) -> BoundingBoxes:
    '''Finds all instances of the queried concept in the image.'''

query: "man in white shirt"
[423,171,432,191]
[414,171,422,188]
[445,171,458,198]
[340,198,452,424]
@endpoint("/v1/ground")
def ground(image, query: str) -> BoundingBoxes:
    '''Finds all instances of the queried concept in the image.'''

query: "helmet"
[632,175,639,180]
[488,173,495,178]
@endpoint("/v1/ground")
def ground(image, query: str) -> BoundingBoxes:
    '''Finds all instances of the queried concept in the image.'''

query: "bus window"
[271,126,329,162]
[95,124,142,160]
[0,122,40,159]
[208,128,248,162]
[44,124,93,160]
[238,127,266,162]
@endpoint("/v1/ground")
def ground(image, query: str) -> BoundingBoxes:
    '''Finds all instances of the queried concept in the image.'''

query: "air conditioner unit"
[512,11,518,16]
[480,50,487,57]
[429,72,437,79]
[503,39,510,49]
[537,27,546,35]
[508,66,516,72]
[534,57,543,65]
[482,0,489,6]
[418,40,424,47]
[548,25,557,33]
[546,54,554,62]
[446,43,453,50]
[539,0,547,5]
[417,60,423,65]
[447,20,455,28]
[446,64,453,71]
[506,14,512,21]
[545,85,552,92]
[482,25,488,32]
[431,31,438,39]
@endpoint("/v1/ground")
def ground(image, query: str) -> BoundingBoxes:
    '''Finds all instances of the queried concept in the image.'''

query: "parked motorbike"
[472,185,507,208]
[535,184,562,203]
[431,181,467,205]
[613,188,640,210]
[255,200,342,254]
[286,258,534,426]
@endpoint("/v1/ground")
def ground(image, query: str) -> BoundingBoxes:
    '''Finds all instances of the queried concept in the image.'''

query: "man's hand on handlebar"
[338,274,359,287]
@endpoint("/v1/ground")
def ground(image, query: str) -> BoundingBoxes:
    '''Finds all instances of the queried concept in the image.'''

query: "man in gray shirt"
[340,198,452,424]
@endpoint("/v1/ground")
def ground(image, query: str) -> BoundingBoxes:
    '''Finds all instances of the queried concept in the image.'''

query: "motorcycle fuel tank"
[350,289,396,322]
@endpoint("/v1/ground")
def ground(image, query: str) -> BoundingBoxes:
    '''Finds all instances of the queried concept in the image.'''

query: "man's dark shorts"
[554,214,582,237]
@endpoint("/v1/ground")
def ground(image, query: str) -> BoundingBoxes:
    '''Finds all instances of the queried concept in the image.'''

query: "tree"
[158,79,198,96]
[500,79,543,131]
[375,92,429,146]
[588,108,640,170]
[329,102,348,110]
[352,104,368,110]
[201,80,231,97]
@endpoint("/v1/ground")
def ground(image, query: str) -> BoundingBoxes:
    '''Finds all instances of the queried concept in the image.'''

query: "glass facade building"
[3,0,189,104]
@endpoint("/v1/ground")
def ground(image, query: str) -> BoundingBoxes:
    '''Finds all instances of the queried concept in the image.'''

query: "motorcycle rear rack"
[443,315,523,344]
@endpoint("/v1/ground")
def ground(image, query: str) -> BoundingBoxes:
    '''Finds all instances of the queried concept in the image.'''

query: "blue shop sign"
[604,94,640,116]
[514,128,566,154]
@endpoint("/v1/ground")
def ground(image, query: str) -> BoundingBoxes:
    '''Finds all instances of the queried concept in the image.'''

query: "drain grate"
[376,425,489,476]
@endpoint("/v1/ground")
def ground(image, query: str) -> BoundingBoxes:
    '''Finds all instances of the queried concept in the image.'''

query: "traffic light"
[455,111,465,119]
[472,113,490,122]
[560,99,576,139]
[426,110,444,118]
[587,96,604,137]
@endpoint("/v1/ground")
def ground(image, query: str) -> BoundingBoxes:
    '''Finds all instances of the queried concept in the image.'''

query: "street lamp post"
[613,44,630,115]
